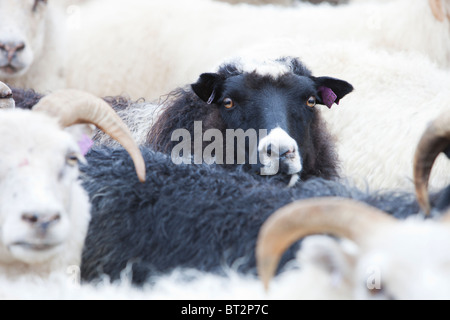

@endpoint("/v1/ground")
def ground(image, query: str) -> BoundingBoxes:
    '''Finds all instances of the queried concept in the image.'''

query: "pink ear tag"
[318,86,338,109]
[78,134,94,156]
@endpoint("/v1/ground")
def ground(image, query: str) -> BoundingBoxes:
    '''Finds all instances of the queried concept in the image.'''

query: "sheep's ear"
[299,235,357,289]
[191,73,224,105]
[312,76,354,109]
[64,124,96,157]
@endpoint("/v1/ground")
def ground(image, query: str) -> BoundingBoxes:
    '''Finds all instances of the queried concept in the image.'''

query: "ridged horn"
[414,112,450,215]
[256,198,397,291]
[33,89,146,183]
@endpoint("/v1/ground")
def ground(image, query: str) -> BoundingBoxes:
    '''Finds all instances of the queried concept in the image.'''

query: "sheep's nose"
[0,41,26,62]
[22,212,61,233]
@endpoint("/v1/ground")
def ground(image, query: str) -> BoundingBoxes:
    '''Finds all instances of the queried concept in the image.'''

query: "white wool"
[3,216,450,300]
[93,98,164,147]
[64,0,450,100]
[0,249,350,300]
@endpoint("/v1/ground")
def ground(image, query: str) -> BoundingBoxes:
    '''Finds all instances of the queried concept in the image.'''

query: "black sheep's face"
[191,57,353,176]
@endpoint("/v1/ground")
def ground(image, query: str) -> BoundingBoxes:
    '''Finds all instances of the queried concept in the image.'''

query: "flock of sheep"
[0,0,449,300]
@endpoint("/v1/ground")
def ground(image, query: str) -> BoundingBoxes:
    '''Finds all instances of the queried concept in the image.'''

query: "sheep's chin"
[7,242,63,264]
[0,65,29,78]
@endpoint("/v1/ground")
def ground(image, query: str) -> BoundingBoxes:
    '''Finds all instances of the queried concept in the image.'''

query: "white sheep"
[0,0,67,92]
[256,198,450,300]
[3,0,448,99]
[63,0,450,100]
[0,87,145,280]
[1,0,448,96]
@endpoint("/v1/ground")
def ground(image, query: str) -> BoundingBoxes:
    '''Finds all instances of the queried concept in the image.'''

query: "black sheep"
[80,147,424,286]
[149,56,354,182]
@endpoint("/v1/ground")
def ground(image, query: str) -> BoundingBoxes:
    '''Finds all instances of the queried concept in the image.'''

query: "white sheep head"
[257,112,450,299]
[0,0,49,79]
[257,198,450,300]
[0,87,145,278]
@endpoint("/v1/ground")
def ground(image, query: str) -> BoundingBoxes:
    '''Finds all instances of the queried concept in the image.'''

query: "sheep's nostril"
[22,213,39,225]
[16,43,25,51]
[266,144,273,156]
[48,214,61,224]
[280,147,296,159]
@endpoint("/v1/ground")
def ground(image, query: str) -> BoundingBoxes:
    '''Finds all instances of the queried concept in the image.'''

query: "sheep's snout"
[0,41,25,62]
[2,203,69,263]
[258,127,302,175]
[0,40,29,76]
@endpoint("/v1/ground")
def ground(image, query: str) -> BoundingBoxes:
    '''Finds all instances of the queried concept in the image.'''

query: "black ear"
[191,73,224,104]
[313,76,354,109]
[444,146,450,159]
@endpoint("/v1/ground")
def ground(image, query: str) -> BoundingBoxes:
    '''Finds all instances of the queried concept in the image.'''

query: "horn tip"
[257,256,278,293]
[134,156,146,183]
[138,173,146,183]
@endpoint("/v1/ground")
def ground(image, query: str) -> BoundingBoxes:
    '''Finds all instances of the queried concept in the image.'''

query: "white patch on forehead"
[224,57,291,78]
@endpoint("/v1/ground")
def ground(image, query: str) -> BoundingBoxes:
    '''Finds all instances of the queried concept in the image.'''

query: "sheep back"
[80,146,421,286]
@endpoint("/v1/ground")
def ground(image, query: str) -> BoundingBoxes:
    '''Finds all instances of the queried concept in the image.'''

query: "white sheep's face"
[0,0,48,78]
[0,110,85,265]
[300,220,450,300]
[354,221,450,300]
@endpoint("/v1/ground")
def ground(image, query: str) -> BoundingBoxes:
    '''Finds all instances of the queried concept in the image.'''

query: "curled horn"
[0,81,14,109]
[256,198,397,291]
[429,0,446,21]
[414,112,450,215]
[33,89,146,183]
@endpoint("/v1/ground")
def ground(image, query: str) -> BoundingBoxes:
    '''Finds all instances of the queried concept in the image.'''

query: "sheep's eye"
[306,96,316,108]
[223,98,235,109]
[66,153,79,167]
[32,0,47,12]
